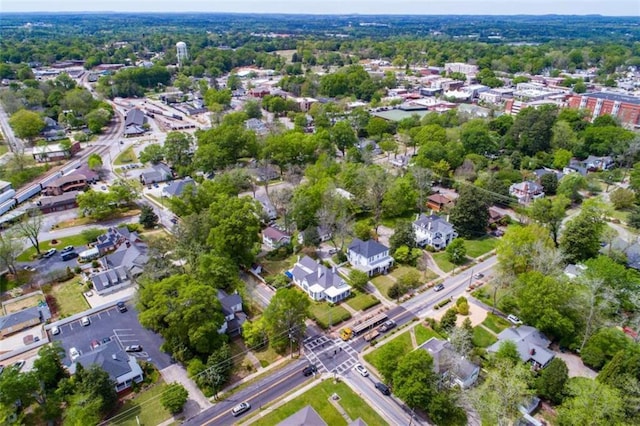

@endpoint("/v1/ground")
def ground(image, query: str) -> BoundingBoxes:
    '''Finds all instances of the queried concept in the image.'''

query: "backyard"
[251,379,388,426]
[472,326,498,348]
[2,292,43,314]
[45,278,90,318]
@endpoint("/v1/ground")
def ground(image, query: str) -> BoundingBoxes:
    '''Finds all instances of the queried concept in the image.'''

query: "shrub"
[440,308,458,330]
[457,299,470,315]
[161,383,189,414]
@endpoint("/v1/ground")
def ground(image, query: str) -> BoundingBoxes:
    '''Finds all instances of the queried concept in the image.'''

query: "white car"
[507,314,523,325]
[231,401,251,417]
[354,363,369,377]
[80,316,90,327]
[69,347,81,362]
[51,325,60,335]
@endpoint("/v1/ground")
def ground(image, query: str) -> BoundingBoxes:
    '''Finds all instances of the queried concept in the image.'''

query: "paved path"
[160,363,213,416]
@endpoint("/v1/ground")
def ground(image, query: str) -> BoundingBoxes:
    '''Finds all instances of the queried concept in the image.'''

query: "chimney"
[446,214,450,223]
[112,354,118,360]
[530,348,536,355]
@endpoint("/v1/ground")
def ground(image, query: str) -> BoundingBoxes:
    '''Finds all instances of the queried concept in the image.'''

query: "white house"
[509,181,544,204]
[413,214,458,250]
[419,337,480,389]
[289,256,351,303]
[262,226,291,249]
[217,289,246,335]
[347,238,394,277]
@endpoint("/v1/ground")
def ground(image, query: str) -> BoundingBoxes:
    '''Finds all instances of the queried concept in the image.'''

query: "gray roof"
[348,238,389,259]
[581,92,640,105]
[291,256,347,291]
[72,341,133,380]
[163,177,195,197]
[91,266,130,293]
[0,306,42,331]
[125,109,147,126]
[277,405,327,426]
[105,243,148,276]
[488,326,555,367]
[217,289,243,317]
[419,337,479,383]
[413,214,455,234]
[39,191,80,208]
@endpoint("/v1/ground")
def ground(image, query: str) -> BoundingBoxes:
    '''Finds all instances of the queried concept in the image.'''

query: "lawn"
[252,379,388,426]
[364,331,413,371]
[114,146,138,165]
[111,382,173,426]
[309,303,351,329]
[371,275,395,298]
[390,265,418,279]
[464,236,498,258]
[47,278,90,318]
[0,144,8,156]
[3,293,44,314]
[260,255,298,277]
[432,252,458,273]
[17,234,93,262]
[415,324,443,346]
[345,291,380,312]
[472,326,498,348]
[481,313,511,334]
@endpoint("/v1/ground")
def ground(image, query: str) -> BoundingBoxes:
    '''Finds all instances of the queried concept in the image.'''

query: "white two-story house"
[413,214,458,250]
[288,256,351,303]
[347,238,394,277]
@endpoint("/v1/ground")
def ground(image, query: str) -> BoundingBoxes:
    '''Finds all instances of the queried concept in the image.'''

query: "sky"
[2,0,639,16]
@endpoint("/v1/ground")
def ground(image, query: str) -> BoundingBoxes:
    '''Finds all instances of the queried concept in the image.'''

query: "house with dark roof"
[0,306,49,338]
[91,266,130,295]
[140,163,173,185]
[69,341,143,393]
[419,337,480,389]
[124,109,147,137]
[509,181,544,204]
[263,226,291,249]
[426,194,454,212]
[487,326,555,369]
[43,174,88,196]
[347,238,394,277]
[41,117,65,141]
[604,237,640,270]
[413,214,458,250]
[217,289,246,335]
[289,256,351,303]
[297,226,332,245]
[103,239,149,278]
[533,168,564,183]
[37,190,79,214]
[162,177,195,198]
[277,405,327,426]
[256,194,277,221]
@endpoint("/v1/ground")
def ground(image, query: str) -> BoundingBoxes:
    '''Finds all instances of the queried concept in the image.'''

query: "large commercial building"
[567,92,640,128]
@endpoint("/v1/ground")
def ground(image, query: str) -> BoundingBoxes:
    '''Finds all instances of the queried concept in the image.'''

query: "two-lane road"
[183,359,309,426]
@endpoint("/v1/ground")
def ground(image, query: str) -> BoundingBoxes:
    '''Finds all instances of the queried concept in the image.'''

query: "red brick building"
[567,92,640,128]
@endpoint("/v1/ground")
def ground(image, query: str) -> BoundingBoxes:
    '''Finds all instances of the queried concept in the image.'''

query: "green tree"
[536,357,569,404]
[9,109,45,144]
[62,393,103,426]
[539,173,559,195]
[164,131,194,170]
[440,308,458,331]
[449,184,489,238]
[529,195,569,246]
[553,148,573,169]
[139,204,159,229]
[373,339,405,385]
[557,378,624,426]
[15,210,44,255]
[242,317,268,350]
[460,119,495,155]
[331,120,358,156]
[73,364,117,415]
[263,288,310,353]
[139,143,164,164]
[496,224,556,278]
[393,350,438,412]
[243,100,263,119]
[609,188,635,210]
[560,200,606,263]
[348,269,369,292]
[389,221,416,253]
[446,238,467,265]
[85,108,111,133]
[0,230,22,275]
[87,153,103,171]
[161,383,189,414]
[382,175,417,218]
[204,88,232,109]
[557,173,587,203]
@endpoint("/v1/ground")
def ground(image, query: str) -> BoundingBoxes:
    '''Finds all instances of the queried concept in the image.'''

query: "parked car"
[101,337,111,344]
[12,360,25,371]
[375,382,391,396]
[51,325,60,335]
[507,314,523,325]
[80,316,90,327]
[231,401,251,417]
[378,320,396,333]
[69,347,81,362]
[23,265,36,272]
[125,345,143,352]
[43,248,57,258]
[302,365,317,376]
[434,283,445,292]
[61,251,78,261]
[473,273,484,279]
[90,340,101,350]
[61,245,74,254]
[354,363,369,377]
[116,301,127,313]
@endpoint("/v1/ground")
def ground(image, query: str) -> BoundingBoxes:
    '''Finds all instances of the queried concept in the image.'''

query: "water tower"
[176,41,188,67]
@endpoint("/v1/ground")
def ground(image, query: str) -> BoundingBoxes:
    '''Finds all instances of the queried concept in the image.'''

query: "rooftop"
[580,91,640,105]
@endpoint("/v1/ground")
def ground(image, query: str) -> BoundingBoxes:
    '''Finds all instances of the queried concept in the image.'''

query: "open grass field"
[47,278,90,318]
[345,291,380,312]
[464,236,498,258]
[114,146,138,165]
[432,252,460,273]
[251,379,388,426]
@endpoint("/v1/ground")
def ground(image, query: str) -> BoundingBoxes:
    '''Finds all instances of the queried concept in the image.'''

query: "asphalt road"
[182,358,308,426]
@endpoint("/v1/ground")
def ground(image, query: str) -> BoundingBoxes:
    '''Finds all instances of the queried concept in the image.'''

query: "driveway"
[50,303,172,369]
[160,363,212,416]
[554,351,597,379]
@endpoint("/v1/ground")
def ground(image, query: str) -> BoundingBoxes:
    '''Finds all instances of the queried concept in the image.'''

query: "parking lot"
[51,303,172,369]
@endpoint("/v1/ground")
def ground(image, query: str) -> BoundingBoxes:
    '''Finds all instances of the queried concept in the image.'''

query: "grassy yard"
[47,278,90,318]
[432,252,460,273]
[3,293,44,314]
[481,313,511,334]
[389,265,416,279]
[415,324,443,346]
[364,331,413,371]
[608,209,630,224]
[345,291,380,312]
[111,382,173,426]
[472,326,498,348]
[464,236,497,258]
[309,303,351,329]
[252,379,388,426]
[17,234,93,262]
[114,146,138,165]
[371,275,395,298]
[0,144,8,156]
[260,255,298,277]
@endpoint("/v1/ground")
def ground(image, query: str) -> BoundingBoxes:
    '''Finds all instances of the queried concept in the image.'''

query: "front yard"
[345,291,380,312]
[111,381,174,426]
[364,330,413,371]
[371,275,395,298]
[415,324,443,346]
[251,379,388,426]
[472,326,498,347]
[464,236,498,258]
[481,313,512,334]
[309,302,351,329]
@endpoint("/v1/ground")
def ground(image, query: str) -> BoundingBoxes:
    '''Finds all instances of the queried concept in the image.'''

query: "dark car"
[434,283,445,292]
[61,251,78,261]
[116,301,127,313]
[378,320,396,333]
[101,337,111,344]
[375,382,391,396]
[302,365,317,376]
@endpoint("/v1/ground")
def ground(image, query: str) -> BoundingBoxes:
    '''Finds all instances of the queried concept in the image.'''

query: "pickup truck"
[363,330,380,342]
